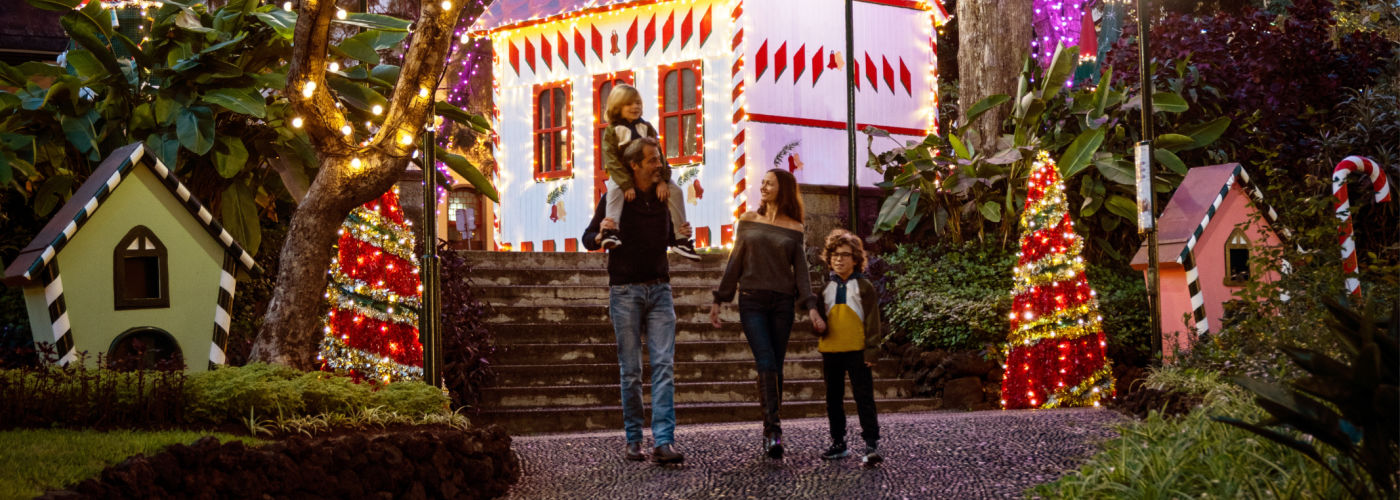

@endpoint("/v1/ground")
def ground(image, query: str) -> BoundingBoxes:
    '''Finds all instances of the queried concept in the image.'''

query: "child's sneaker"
[601,229,622,250]
[861,443,883,466]
[672,239,701,261]
[821,441,849,460]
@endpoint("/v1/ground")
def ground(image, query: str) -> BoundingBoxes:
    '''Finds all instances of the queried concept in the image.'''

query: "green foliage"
[1033,366,1349,498]
[0,0,494,255]
[866,45,1230,258]
[883,242,1015,351]
[1214,299,1399,499]
[184,363,447,425]
[884,242,1151,363]
[0,429,261,499]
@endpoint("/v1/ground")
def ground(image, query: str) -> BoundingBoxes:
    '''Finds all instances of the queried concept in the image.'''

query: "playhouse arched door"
[108,327,183,370]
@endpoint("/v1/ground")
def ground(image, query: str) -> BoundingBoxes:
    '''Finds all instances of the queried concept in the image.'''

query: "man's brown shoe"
[624,442,646,461]
[652,444,684,464]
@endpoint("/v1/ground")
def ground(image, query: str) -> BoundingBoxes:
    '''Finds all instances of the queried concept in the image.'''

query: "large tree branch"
[287,0,353,156]
[371,0,461,158]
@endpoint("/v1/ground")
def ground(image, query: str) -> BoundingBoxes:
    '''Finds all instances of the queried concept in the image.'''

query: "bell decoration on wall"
[828,51,840,69]
[610,30,621,55]
[679,167,703,205]
[546,184,568,223]
[787,153,803,173]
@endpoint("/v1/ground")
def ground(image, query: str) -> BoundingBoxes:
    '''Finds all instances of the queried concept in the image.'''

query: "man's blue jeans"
[609,282,677,446]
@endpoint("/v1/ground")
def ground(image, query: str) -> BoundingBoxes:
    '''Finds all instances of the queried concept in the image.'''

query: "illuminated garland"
[1001,151,1113,410]
[319,188,423,383]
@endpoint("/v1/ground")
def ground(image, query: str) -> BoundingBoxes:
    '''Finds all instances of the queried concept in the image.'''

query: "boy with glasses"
[815,229,884,465]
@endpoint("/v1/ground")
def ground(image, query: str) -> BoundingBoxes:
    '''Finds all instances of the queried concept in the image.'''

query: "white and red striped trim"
[1332,155,1393,296]
[729,0,747,219]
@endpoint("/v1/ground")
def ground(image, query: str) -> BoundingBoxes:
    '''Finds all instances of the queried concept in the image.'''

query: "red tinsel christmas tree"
[1000,151,1113,409]
[319,187,423,382]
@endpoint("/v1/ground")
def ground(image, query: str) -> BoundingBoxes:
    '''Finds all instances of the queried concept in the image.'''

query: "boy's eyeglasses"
[830,252,855,260]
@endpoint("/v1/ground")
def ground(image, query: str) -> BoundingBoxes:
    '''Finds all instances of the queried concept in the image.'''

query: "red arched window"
[658,60,703,165]
[533,81,572,180]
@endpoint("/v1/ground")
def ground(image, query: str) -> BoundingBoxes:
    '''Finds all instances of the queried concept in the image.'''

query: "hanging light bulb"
[399,131,414,145]
[302,80,316,98]
[372,104,383,115]
[282,1,291,10]
[291,117,304,128]
[419,87,430,98]
[328,62,340,72]
[341,124,352,135]
[460,33,469,44]
[440,0,451,10]
[336,8,347,19]
[350,157,362,169]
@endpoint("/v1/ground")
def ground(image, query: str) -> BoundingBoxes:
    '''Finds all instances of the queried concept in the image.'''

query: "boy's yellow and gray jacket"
[816,272,883,363]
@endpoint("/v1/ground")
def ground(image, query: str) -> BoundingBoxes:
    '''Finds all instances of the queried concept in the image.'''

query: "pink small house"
[1131,163,1286,358]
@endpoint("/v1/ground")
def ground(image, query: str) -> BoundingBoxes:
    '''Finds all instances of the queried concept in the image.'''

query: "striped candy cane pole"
[730,0,747,219]
[1332,155,1392,296]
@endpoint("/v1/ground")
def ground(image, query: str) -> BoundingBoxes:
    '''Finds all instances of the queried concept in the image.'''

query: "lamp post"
[1134,0,1163,363]
[844,0,858,232]
[421,117,443,388]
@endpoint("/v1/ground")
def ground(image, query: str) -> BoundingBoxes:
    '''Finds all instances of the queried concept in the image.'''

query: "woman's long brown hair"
[758,168,804,223]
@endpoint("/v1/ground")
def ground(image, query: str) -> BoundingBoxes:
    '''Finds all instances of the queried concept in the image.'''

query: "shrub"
[439,248,499,410]
[1033,365,1350,498]
[884,242,1016,351]
[1,362,449,431]
[884,242,1152,364]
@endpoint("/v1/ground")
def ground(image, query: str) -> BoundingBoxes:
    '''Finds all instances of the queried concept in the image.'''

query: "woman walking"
[710,168,826,459]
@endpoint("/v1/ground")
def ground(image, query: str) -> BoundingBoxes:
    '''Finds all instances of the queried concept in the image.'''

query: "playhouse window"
[659,60,703,165]
[1224,228,1251,286]
[113,225,169,310]
[593,72,635,202]
[533,82,572,180]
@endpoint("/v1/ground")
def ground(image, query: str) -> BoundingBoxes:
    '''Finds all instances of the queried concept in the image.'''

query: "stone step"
[496,340,822,364]
[456,250,731,271]
[494,358,904,386]
[491,322,748,344]
[485,304,820,325]
[475,285,719,306]
[482,378,913,408]
[471,398,941,435]
[464,268,725,287]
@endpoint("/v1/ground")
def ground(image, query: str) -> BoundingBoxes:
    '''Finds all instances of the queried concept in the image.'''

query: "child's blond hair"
[604,84,642,125]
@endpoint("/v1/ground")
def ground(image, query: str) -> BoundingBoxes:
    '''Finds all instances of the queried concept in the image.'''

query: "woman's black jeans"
[738,289,796,372]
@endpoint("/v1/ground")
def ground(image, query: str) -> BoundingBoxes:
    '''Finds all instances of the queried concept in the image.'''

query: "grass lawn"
[0,429,262,500]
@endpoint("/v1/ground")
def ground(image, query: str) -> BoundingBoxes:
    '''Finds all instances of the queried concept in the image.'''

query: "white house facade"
[470,0,947,251]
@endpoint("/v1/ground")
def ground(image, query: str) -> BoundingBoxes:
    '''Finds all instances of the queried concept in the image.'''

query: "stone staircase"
[460,251,935,434]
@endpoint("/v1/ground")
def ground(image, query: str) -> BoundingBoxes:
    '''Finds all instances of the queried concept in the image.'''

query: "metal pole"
[1135,0,1162,363]
[844,0,858,232]
[422,122,443,387]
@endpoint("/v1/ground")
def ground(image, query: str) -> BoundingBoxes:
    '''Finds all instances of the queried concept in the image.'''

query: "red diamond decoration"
[590,25,603,61]
[524,38,536,72]
[508,41,520,75]
[662,11,674,51]
[754,40,768,80]
[540,36,552,70]
[626,17,638,56]
[699,6,712,46]
[681,8,694,48]
[773,42,787,81]
[811,46,824,85]
[557,32,568,69]
[574,28,586,65]
[644,14,656,54]
[882,55,894,93]
[899,57,912,95]
[864,53,877,92]
[792,44,805,83]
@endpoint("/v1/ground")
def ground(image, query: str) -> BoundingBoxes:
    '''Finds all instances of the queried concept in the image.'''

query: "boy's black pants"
[821,350,880,446]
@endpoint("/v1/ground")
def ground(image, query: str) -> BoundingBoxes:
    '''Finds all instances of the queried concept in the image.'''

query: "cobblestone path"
[503,408,1121,499]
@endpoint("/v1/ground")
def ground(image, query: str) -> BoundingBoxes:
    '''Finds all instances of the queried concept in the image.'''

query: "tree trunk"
[957,0,1033,152]
[248,157,405,368]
